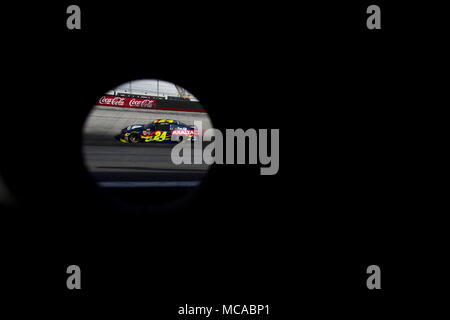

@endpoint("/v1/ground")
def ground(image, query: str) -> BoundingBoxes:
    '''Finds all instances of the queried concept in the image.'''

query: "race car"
[116,119,199,144]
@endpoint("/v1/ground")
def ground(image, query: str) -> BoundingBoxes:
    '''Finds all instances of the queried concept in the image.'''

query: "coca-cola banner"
[97,95,156,109]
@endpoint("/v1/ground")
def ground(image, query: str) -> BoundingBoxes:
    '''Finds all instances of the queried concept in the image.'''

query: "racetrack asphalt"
[82,134,210,185]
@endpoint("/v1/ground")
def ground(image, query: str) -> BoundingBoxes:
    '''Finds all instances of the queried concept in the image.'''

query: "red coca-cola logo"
[129,98,155,108]
[99,96,125,106]
[98,95,156,109]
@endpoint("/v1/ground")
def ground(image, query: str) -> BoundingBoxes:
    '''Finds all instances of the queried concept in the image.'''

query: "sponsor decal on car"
[171,129,198,135]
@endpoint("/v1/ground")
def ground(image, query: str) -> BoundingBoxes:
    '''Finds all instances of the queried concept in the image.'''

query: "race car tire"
[128,132,140,144]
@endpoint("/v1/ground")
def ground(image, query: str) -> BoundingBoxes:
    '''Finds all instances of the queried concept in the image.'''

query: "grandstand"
[105,79,199,102]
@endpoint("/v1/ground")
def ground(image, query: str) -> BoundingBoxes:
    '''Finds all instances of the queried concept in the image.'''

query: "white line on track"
[98,181,201,188]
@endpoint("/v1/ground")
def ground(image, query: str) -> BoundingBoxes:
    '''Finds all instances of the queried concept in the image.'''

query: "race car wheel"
[128,132,140,144]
